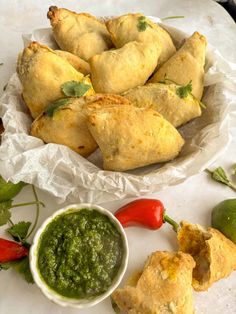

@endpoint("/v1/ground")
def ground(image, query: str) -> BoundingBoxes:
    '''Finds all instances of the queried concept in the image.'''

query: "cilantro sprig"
[61,80,91,97]
[176,81,192,99]
[45,80,91,117]
[137,16,152,32]
[45,98,70,117]
[0,257,33,283]
[159,75,206,109]
[206,166,236,192]
[0,180,44,284]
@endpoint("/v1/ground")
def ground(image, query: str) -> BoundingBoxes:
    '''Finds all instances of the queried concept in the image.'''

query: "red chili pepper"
[0,238,28,263]
[115,199,179,232]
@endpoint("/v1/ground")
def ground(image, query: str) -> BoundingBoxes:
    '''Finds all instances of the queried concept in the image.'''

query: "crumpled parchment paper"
[0,18,236,204]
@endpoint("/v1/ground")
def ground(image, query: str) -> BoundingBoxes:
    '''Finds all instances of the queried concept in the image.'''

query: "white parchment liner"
[0,17,236,204]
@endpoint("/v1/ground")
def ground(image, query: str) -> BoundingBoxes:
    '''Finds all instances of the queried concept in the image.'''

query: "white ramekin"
[30,203,129,308]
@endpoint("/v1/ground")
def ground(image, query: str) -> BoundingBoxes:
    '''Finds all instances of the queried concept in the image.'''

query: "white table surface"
[0,1,236,313]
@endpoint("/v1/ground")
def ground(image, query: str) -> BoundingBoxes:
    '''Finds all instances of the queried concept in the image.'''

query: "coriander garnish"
[206,167,236,192]
[45,98,70,117]
[176,81,192,98]
[61,80,91,97]
[137,16,152,32]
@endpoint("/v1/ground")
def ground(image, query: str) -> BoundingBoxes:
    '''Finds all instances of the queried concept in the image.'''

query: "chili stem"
[164,214,179,232]
[25,186,41,239]
[12,201,45,208]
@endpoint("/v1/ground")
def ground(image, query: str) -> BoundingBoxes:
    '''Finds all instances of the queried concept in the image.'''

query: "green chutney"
[37,208,124,299]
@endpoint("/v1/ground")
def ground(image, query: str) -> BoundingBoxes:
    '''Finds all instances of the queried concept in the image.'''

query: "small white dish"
[30,203,129,308]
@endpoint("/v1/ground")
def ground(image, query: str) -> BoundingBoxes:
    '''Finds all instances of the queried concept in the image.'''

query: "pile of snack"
[16,6,207,172]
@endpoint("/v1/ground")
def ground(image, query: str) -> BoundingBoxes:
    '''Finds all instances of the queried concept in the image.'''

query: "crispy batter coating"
[112,251,195,314]
[178,221,236,291]
[149,32,207,100]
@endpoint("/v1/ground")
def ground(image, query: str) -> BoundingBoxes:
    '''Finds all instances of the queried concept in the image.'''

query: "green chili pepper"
[0,176,25,202]
[211,199,236,244]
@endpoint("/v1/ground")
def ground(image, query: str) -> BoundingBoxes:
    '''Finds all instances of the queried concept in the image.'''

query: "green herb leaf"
[61,81,91,97]
[137,16,152,32]
[0,176,25,202]
[45,98,70,117]
[211,167,230,185]
[13,256,34,283]
[138,16,146,22]
[0,200,12,226]
[207,167,236,192]
[176,81,192,98]
[7,221,31,240]
[0,262,12,270]
[0,63,3,66]
[0,257,34,283]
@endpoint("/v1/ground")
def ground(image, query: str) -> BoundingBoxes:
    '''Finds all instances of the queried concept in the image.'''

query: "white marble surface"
[0,1,236,313]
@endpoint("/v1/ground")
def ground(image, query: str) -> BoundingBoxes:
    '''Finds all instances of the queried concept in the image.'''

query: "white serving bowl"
[30,203,129,308]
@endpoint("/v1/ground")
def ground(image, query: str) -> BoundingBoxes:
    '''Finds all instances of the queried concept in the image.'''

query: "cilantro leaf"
[211,167,230,185]
[137,16,152,32]
[13,256,34,283]
[0,200,12,226]
[61,81,91,97]
[7,221,31,241]
[45,98,70,117]
[0,262,12,270]
[0,257,34,283]
[176,81,192,98]
[207,167,236,192]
